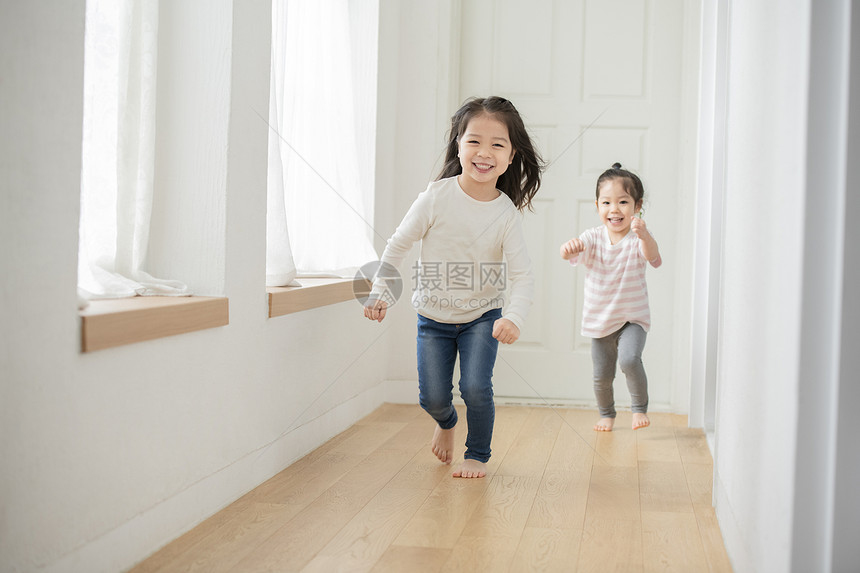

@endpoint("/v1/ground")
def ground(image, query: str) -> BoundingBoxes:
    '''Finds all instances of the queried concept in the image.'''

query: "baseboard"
[40,383,388,573]
[713,471,745,573]
[382,379,678,413]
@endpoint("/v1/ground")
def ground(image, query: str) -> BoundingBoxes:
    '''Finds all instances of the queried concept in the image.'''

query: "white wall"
[14,1,859,572]
[703,0,860,571]
[689,0,728,433]
[374,0,457,392]
[0,2,392,572]
[712,2,809,571]
[831,5,860,570]
[790,2,850,570]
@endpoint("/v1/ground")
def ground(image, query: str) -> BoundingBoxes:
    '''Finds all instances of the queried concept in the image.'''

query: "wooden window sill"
[267,277,370,317]
[79,296,229,353]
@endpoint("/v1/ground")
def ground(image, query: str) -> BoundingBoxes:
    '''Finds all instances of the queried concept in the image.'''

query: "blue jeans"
[416,308,501,463]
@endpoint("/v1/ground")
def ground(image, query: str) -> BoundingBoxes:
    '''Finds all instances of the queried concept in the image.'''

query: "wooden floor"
[130,404,732,572]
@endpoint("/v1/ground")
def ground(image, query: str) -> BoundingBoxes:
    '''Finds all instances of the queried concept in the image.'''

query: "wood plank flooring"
[129,404,732,572]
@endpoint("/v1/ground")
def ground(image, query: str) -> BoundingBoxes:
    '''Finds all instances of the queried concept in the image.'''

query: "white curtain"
[78,0,190,300]
[266,0,378,286]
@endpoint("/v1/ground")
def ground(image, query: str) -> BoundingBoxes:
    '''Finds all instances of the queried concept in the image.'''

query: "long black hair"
[437,96,544,211]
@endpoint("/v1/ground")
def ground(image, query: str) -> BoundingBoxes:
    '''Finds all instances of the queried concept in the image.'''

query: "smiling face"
[597,178,642,243]
[457,114,515,198]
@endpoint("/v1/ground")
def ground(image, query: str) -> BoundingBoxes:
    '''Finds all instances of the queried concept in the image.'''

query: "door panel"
[458,0,687,406]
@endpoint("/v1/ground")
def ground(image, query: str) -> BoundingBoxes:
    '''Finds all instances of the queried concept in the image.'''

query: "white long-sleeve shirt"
[569,225,651,338]
[374,176,534,330]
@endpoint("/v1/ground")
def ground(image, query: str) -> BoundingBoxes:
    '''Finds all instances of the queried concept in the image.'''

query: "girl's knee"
[459,382,493,406]
[419,394,448,414]
[619,355,643,374]
[592,374,614,387]
[419,398,456,426]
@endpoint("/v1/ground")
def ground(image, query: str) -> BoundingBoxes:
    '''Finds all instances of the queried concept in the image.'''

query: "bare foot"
[452,458,487,478]
[431,425,455,464]
[632,413,650,430]
[593,417,615,432]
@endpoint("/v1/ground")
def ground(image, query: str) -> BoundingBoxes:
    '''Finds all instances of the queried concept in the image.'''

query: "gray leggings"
[591,322,649,418]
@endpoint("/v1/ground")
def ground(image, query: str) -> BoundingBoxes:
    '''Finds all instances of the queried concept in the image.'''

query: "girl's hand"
[560,238,585,260]
[363,298,388,322]
[632,217,662,267]
[492,318,520,344]
[631,216,648,238]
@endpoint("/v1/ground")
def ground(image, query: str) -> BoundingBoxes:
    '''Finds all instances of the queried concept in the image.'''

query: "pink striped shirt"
[570,226,651,338]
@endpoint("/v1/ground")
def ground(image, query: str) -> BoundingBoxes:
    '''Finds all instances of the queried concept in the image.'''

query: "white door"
[457,0,694,409]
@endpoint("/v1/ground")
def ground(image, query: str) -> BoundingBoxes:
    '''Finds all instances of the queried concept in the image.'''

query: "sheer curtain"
[266,0,378,286]
[78,0,190,300]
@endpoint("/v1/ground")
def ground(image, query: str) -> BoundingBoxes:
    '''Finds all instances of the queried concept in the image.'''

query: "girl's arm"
[560,229,592,265]
[560,237,585,260]
[631,217,661,268]
[496,214,535,343]
[378,189,434,268]
[365,189,434,322]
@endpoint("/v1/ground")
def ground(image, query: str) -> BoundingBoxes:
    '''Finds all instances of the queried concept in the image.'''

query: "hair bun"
[611,162,622,170]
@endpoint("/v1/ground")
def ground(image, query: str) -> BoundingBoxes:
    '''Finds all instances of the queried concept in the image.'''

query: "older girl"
[365,96,543,477]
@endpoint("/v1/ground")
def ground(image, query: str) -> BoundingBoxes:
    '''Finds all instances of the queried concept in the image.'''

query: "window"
[77,0,229,353]
[78,0,190,300]
[266,0,379,286]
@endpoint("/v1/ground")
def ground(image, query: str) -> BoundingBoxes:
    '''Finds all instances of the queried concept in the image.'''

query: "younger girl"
[364,96,543,478]
[560,163,661,431]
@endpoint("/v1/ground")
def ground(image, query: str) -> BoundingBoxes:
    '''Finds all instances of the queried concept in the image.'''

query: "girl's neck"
[606,227,629,245]
[457,175,501,202]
